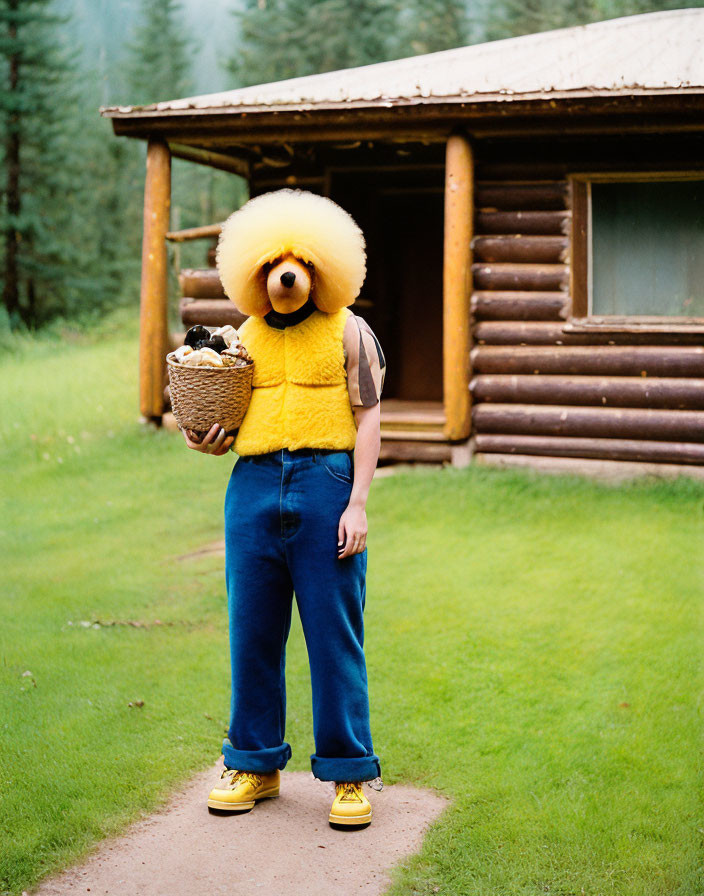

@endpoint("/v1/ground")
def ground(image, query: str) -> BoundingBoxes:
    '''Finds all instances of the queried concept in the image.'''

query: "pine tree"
[124,0,192,106]
[484,0,700,40]
[225,0,292,86]
[226,0,403,89]
[485,0,560,40]
[558,0,601,27]
[0,0,102,328]
[81,91,144,318]
[299,0,400,71]
[117,0,194,302]
[397,0,470,58]
[122,0,242,308]
[596,0,703,17]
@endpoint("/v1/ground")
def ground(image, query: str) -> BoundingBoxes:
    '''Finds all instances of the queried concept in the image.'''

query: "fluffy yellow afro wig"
[215,188,366,317]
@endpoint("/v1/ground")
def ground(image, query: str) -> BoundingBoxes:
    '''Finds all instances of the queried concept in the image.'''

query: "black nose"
[281,271,296,288]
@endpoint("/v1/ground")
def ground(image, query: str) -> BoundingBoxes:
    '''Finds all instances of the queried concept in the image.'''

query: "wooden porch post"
[139,137,171,421]
[442,130,473,443]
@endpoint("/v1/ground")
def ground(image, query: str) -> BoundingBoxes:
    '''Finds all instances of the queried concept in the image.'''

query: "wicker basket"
[166,353,254,436]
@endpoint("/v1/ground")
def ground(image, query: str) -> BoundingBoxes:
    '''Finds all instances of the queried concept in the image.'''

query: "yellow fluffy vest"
[234,307,359,455]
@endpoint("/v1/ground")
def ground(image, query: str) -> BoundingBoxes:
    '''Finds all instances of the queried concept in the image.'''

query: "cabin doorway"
[328,169,445,403]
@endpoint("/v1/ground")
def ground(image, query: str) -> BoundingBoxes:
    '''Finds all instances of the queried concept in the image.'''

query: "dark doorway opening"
[329,168,444,402]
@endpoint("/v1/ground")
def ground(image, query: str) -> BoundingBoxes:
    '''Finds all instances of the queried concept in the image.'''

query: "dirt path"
[32,757,449,896]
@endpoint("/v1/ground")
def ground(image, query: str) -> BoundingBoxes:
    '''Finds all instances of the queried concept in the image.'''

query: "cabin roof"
[101,9,704,119]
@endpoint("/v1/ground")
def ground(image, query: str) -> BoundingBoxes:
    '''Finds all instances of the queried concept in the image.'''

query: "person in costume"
[181,189,386,827]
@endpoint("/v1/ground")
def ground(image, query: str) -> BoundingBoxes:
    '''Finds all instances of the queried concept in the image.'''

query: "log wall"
[162,135,704,468]
[470,154,704,467]
[178,268,248,328]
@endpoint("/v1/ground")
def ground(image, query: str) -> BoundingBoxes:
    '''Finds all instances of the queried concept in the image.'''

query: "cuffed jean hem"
[311,753,381,783]
[222,740,292,773]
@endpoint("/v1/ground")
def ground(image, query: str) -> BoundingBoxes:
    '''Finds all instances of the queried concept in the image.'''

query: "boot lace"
[336,781,363,802]
[221,769,262,788]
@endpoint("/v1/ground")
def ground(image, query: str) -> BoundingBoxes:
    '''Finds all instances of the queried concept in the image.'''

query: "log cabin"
[100,8,704,473]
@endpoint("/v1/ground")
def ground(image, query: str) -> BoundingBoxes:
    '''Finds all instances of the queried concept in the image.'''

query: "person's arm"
[337,313,386,560]
[337,401,380,559]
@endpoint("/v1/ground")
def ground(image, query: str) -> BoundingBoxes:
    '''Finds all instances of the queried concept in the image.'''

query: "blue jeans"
[222,447,381,783]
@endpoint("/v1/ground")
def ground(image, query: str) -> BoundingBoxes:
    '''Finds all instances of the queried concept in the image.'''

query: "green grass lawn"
[1,309,702,895]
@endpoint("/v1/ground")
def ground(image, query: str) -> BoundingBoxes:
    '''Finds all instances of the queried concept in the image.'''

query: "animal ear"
[255,264,271,292]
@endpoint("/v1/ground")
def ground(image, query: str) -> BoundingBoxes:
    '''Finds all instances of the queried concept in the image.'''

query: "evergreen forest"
[0,0,698,331]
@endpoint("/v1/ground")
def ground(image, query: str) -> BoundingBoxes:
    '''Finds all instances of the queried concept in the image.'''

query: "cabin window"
[569,175,704,331]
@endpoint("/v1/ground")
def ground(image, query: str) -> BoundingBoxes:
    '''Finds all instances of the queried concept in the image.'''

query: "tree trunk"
[2,0,21,323]
[26,277,36,328]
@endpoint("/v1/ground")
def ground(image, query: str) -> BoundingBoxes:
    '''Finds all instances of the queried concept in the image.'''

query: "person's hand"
[181,423,235,456]
[337,503,367,558]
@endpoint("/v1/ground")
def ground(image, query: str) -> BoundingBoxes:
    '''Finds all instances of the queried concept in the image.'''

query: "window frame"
[567,171,704,335]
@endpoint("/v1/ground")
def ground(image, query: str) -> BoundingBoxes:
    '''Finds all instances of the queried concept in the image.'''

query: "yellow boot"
[328,781,372,826]
[207,768,280,812]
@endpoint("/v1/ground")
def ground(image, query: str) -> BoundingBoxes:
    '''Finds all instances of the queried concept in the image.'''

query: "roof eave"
[100,90,704,150]
[100,86,704,120]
